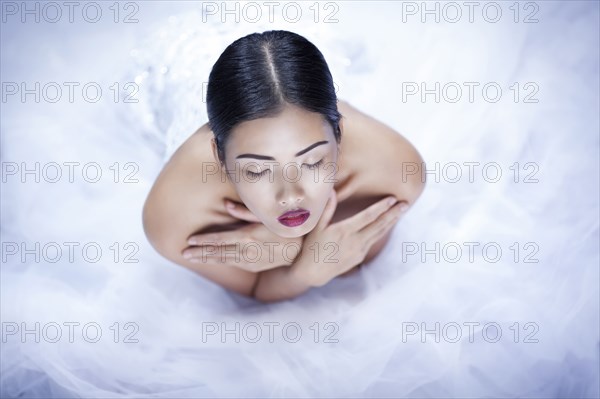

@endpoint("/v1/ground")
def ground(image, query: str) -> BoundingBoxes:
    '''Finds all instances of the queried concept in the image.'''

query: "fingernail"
[226,202,235,209]
[188,238,196,245]
[399,202,409,212]
[183,251,192,259]
[387,197,397,206]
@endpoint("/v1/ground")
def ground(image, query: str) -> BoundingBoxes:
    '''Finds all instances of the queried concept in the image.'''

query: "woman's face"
[216,104,340,238]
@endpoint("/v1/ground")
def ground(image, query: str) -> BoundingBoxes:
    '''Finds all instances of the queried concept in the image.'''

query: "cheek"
[234,182,271,216]
[304,184,330,208]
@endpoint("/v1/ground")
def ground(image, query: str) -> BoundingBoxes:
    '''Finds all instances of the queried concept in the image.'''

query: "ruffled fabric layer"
[2,2,598,397]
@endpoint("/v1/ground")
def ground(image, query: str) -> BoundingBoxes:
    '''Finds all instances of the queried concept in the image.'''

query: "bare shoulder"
[142,124,257,295]
[337,99,426,205]
[142,123,217,253]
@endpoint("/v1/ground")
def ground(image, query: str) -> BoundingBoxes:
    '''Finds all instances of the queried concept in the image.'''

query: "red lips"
[277,208,310,227]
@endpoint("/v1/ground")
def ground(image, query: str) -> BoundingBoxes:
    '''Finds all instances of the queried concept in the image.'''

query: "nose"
[278,185,304,206]
[276,168,305,207]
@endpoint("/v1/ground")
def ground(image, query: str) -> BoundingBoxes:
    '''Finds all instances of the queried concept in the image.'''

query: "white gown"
[1,3,598,398]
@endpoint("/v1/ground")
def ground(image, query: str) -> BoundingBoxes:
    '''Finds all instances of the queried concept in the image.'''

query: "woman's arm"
[145,208,311,302]
[143,218,261,296]
[144,190,306,298]
[251,257,313,303]
[253,191,409,303]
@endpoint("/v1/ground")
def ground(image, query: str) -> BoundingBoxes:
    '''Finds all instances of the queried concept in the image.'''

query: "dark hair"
[206,30,342,165]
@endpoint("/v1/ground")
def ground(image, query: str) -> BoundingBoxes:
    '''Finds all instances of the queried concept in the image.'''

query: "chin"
[267,219,315,239]
[272,225,307,238]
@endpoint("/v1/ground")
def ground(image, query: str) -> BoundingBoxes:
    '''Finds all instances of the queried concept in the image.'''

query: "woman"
[142,30,426,303]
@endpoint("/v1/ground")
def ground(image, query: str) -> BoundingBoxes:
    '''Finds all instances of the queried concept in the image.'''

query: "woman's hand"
[182,199,302,272]
[221,198,262,223]
[291,190,408,287]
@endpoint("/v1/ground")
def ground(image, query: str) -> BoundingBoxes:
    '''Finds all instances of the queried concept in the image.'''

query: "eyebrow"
[235,140,329,160]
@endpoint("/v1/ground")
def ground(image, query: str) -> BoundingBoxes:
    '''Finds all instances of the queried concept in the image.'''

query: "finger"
[187,232,216,246]
[185,249,249,266]
[339,195,398,232]
[182,244,238,260]
[224,199,261,223]
[187,230,243,246]
[316,189,338,230]
[187,250,270,272]
[361,201,409,247]
[360,206,400,248]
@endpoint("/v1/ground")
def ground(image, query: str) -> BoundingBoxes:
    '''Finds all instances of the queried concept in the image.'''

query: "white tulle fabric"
[2,3,598,398]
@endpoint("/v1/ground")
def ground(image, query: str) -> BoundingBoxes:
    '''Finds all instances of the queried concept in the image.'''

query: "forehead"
[228,104,333,157]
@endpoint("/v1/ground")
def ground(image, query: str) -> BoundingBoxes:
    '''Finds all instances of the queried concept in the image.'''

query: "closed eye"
[245,159,324,178]
[246,169,268,178]
[304,159,324,169]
